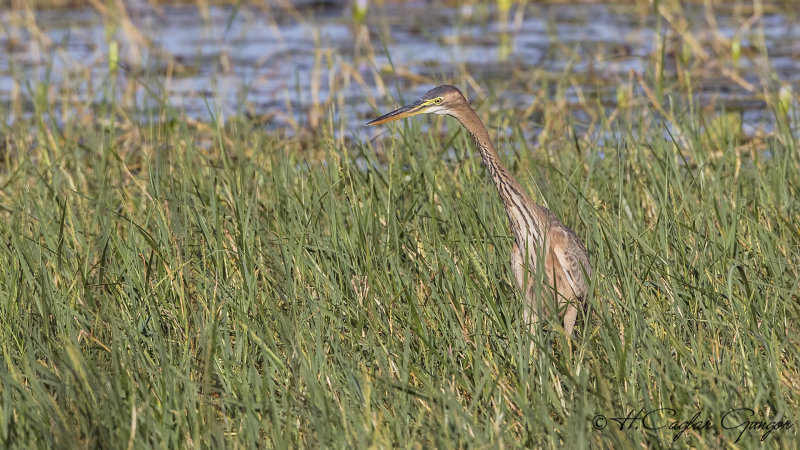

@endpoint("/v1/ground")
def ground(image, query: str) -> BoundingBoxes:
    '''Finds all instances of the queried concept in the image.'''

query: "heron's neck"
[451,106,542,244]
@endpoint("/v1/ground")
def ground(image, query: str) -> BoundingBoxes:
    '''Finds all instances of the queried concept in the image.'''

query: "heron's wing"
[549,227,591,300]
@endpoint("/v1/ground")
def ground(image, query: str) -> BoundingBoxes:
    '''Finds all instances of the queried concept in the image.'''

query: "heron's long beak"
[366,99,429,126]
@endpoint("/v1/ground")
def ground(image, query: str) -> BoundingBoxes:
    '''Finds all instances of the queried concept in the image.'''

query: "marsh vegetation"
[0,0,798,447]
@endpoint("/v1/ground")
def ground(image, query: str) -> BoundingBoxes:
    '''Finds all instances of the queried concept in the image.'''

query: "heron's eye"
[434,97,443,105]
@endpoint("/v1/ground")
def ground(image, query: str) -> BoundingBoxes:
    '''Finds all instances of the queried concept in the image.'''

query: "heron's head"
[366,85,467,126]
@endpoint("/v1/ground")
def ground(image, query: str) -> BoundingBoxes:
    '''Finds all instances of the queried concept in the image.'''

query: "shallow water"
[1,1,798,137]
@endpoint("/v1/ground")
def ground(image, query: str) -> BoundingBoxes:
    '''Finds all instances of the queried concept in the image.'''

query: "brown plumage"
[367,85,591,336]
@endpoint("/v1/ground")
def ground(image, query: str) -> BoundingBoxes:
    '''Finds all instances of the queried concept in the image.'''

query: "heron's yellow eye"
[434,97,443,105]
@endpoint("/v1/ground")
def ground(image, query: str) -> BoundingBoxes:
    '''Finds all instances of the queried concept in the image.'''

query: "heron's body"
[368,85,591,336]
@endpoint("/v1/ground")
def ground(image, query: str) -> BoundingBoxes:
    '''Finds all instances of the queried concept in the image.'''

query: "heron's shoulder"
[542,212,591,263]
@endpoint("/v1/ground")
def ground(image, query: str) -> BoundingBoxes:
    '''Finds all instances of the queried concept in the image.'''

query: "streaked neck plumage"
[449,105,544,246]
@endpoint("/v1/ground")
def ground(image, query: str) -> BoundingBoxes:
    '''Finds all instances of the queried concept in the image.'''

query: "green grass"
[2,36,800,448]
[1,89,798,448]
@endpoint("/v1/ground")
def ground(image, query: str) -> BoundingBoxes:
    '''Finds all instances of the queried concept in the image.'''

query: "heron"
[367,85,591,336]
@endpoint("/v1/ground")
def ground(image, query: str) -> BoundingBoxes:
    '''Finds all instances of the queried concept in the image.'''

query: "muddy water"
[1,1,798,135]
